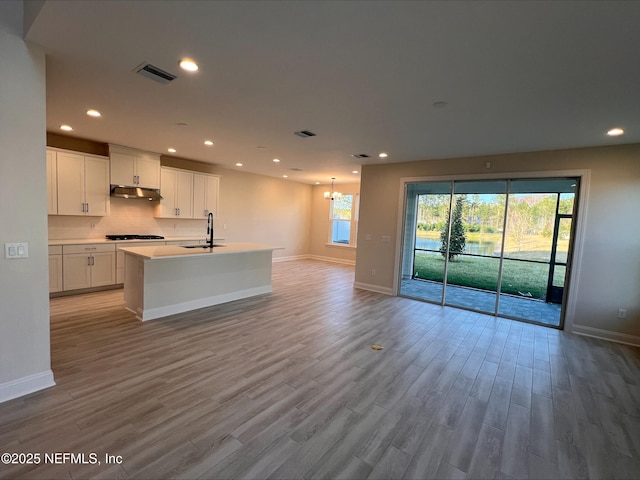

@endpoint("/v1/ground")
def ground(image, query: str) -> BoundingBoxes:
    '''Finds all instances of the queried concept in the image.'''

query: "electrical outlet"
[617,308,627,319]
[371,269,376,276]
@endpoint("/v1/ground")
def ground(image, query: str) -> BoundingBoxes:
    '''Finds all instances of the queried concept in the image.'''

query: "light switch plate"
[5,242,29,259]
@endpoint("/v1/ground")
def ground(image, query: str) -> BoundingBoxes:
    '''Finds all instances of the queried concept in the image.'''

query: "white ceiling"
[26,0,640,185]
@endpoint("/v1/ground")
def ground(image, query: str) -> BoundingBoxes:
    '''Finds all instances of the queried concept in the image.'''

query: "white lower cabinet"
[48,246,63,293]
[115,241,158,284]
[62,244,116,290]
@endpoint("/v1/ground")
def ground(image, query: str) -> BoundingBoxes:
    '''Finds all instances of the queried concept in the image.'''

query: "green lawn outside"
[413,251,564,299]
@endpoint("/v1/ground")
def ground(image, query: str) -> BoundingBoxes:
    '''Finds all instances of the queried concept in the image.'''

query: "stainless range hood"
[110,185,162,201]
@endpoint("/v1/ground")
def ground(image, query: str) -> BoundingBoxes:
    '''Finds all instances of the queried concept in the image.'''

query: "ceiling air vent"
[351,153,371,159]
[134,63,177,85]
[294,130,316,138]
[289,168,303,171]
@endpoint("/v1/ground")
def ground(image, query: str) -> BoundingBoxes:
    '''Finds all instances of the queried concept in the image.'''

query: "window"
[329,193,359,246]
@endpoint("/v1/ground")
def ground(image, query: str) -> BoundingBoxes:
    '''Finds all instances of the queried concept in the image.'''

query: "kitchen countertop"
[118,242,282,260]
[48,236,219,246]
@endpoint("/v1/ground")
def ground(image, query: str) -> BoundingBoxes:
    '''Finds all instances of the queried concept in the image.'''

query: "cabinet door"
[135,155,161,189]
[91,252,116,287]
[48,254,63,293]
[204,175,219,218]
[176,170,193,217]
[110,151,136,186]
[158,168,178,217]
[192,173,207,219]
[84,156,110,216]
[56,151,86,215]
[46,150,58,215]
[63,254,92,290]
[192,174,219,219]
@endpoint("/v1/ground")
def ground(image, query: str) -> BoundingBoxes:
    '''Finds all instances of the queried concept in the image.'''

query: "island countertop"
[118,242,282,260]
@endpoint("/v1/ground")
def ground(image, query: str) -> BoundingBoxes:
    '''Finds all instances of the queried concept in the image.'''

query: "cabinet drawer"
[49,245,63,255]
[63,243,116,254]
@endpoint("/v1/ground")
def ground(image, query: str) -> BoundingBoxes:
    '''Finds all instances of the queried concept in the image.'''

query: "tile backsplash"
[48,197,207,240]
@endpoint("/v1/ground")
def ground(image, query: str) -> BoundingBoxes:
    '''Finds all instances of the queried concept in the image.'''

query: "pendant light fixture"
[324,177,342,200]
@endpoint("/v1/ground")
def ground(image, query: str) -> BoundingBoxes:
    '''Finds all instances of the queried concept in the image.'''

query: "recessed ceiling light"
[607,128,624,136]
[179,59,199,72]
[352,170,359,174]
[378,152,388,158]
[273,158,280,163]
[167,148,177,153]
[59,124,73,131]
[204,140,214,146]
[235,162,243,167]
[282,175,288,178]
[86,109,101,117]
[315,181,320,185]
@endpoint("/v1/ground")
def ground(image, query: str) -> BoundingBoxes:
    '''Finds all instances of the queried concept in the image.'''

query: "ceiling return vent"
[294,130,316,138]
[134,62,177,85]
[351,153,370,159]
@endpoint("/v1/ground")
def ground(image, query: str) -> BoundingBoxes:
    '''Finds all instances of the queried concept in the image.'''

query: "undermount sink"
[182,244,225,249]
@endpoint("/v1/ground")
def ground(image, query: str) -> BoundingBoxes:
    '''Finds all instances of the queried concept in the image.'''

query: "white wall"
[156,156,312,260]
[308,183,360,265]
[355,144,640,345]
[0,2,54,402]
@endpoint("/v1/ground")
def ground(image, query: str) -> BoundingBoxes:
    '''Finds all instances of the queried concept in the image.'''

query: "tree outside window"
[330,194,358,245]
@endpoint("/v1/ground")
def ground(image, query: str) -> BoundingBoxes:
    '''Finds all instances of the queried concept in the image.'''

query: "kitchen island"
[118,242,282,321]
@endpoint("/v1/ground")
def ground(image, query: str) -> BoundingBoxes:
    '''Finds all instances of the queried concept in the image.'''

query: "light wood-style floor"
[1,259,639,480]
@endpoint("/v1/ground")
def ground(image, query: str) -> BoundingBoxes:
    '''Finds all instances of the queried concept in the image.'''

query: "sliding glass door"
[400,177,578,328]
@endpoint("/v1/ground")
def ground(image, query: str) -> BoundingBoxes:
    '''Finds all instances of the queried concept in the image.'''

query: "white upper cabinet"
[157,168,220,219]
[55,150,109,216]
[109,145,160,189]
[156,167,194,218]
[193,173,220,219]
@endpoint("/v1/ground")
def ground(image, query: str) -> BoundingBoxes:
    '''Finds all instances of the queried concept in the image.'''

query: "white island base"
[119,243,280,321]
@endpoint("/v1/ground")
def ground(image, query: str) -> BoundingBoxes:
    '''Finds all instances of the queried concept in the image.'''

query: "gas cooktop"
[105,234,165,241]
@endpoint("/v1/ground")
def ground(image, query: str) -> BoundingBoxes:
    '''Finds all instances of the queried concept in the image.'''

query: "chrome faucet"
[207,211,214,248]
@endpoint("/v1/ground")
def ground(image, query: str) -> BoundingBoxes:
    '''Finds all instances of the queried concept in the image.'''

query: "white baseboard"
[353,281,394,296]
[275,254,356,266]
[273,254,308,263]
[306,255,355,266]
[0,370,56,404]
[141,285,273,321]
[571,325,640,347]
